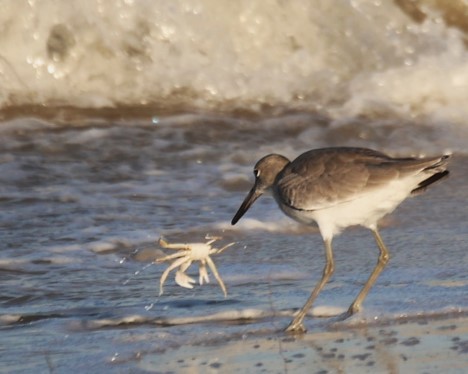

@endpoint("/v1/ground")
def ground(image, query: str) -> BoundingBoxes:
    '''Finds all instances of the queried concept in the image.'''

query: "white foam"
[1,0,468,128]
[0,314,22,325]
[216,217,314,234]
[48,244,83,253]
[79,308,296,329]
[87,241,118,254]
[334,31,468,123]
[311,306,347,318]
[0,258,28,267]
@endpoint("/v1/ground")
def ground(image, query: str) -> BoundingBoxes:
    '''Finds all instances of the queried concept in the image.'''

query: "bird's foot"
[337,303,360,321]
[285,319,307,334]
[348,302,360,315]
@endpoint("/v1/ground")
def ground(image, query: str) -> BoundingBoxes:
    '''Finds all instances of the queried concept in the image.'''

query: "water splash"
[122,262,155,286]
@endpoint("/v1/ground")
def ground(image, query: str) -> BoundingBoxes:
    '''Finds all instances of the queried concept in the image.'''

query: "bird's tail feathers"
[410,154,451,195]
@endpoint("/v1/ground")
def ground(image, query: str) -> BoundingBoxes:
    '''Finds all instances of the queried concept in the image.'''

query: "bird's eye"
[253,169,260,178]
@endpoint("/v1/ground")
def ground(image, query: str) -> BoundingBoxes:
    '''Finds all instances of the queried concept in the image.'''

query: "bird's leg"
[285,238,335,333]
[346,228,390,316]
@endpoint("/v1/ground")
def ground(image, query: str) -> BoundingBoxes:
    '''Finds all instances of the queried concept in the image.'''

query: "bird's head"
[231,154,290,225]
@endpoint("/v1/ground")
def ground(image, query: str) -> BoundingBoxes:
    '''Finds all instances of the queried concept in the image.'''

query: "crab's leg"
[213,242,235,255]
[179,261,191,272]
[159,238,191,250]
[159,257,189,296]
[155,251,187,263]
[205,239,217,246]
[205,256,227,298]
[199,260,210,285]
[205,234,221,241]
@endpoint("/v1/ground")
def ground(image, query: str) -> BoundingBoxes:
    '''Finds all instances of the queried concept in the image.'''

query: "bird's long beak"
[231,184,262,225]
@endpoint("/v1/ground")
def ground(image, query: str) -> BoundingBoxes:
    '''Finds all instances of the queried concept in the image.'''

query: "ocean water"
[1,1,468,373]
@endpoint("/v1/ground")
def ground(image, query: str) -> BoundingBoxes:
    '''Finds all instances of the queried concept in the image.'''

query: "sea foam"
[1,0,468,127]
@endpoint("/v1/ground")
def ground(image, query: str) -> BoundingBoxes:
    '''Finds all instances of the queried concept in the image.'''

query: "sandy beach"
[137,312,468,373]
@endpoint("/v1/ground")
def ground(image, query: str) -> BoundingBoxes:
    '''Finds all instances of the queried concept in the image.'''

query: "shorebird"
[231,147,450,333]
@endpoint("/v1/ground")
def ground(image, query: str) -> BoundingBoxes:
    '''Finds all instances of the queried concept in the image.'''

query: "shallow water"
[0,113,466,373]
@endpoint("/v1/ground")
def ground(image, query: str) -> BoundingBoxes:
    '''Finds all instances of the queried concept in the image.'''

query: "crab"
[155,236,234,297]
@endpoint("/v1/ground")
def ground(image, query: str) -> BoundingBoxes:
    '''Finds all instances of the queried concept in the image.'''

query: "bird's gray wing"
[275,148,401,211]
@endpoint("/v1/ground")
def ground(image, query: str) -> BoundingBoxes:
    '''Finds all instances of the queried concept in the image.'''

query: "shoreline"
[0,104,326,124]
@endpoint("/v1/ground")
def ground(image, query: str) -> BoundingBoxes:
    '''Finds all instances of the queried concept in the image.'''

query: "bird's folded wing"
[276,151,401,211]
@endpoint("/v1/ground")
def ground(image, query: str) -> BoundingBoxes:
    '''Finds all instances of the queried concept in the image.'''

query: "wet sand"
[139,313,468,373]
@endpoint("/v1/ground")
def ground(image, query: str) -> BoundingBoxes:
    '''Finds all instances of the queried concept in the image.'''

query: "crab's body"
[156,236,234,297]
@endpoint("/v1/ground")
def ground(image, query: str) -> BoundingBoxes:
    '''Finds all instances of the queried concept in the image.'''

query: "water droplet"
[152,116,159,124]
[404,58,413,66]
[145,303,154,311]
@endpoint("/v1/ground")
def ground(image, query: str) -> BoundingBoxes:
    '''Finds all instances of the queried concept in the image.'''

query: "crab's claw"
[175,271,196,289]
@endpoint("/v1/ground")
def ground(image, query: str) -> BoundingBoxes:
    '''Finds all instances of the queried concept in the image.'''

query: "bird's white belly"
[276,179,415,241]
